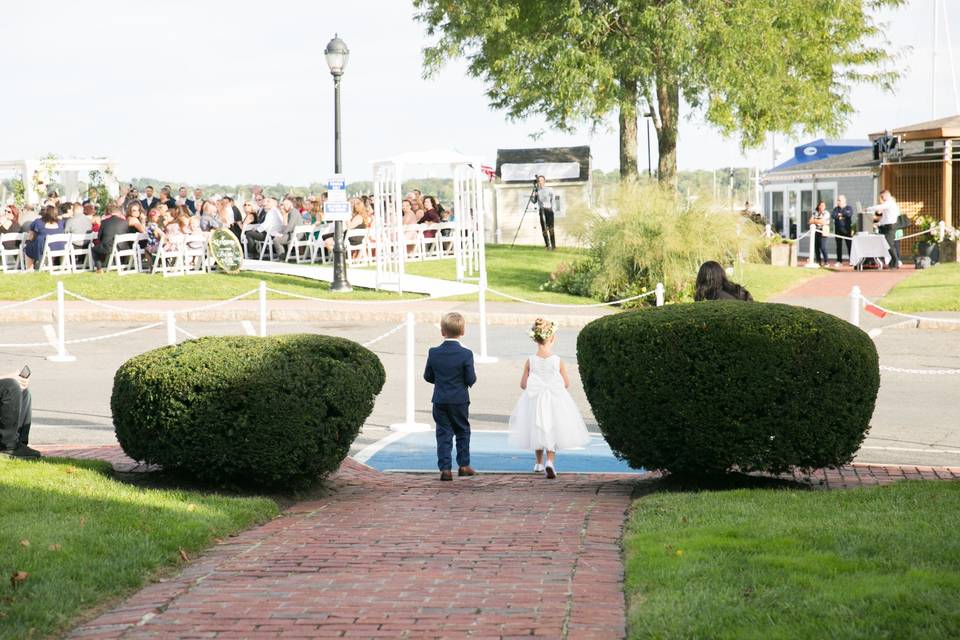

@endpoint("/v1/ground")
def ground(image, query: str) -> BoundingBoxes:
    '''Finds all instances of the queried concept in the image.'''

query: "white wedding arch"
[371,149,494,362]
[0,156,119,205]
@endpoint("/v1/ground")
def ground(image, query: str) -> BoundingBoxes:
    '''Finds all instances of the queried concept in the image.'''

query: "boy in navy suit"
[424,312,477,481]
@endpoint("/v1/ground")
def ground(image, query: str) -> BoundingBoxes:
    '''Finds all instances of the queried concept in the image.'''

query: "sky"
[0,0,957,185]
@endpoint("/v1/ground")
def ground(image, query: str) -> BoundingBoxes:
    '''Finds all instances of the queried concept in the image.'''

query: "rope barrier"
[62,322,165,345]
[0,340,54,348]
[361,321,408,348]
[880,365,960,375]
[859,294,960,325]
[176,326,200,340]
[62,290,162,316]
[263,286,450,304]
[171,289,259,315]
[0,291,55,311]
[483,287,657,308]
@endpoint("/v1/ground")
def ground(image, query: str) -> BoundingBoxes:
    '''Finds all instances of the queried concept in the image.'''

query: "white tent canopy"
[371,148,493,361]
[0,157,118,205]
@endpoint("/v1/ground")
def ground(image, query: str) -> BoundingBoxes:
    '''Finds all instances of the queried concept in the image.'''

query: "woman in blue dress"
[23,205,65,270]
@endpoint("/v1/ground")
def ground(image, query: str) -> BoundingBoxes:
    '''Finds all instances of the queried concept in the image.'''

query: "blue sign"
[327,179,346,191]
[324,202,350,214]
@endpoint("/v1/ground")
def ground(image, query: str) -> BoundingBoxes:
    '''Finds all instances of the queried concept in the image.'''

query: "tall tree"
[415,0,902,185]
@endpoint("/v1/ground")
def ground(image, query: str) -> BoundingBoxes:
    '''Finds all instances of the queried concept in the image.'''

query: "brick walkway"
[781,264,914,299]
[36,445,959,640]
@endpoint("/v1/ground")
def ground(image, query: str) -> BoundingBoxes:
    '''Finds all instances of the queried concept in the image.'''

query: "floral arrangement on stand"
[11,178,26,206]
[31,153,59,200]
[914,214,958,243]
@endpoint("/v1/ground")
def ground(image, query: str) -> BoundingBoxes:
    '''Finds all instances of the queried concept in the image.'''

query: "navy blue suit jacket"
[424,340,477,405]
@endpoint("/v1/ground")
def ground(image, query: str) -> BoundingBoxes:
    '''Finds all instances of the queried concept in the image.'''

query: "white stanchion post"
[46,281,76,362]
[764,223,772,238]
[390,312,431,432]
[849,285,861,327]
[474,239,497,364]
[655,282,665,307]
[806,225,819,268]
[258,280,267,337]
[939,220,946,242]
[166,310,177,346]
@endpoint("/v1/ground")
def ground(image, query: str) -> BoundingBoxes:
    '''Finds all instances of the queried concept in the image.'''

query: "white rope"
[484,287,656,308]
[361,321,407,348]
[0,340,54,348]
[896,228,936,241]
[176,326,199,340]
[172,289,259,315]
[880,365,960,375]
[62,322,164,345]
[822,231,855,240]
[62,290,162,316]
[263,286,444,304]
[0,291,55,311]
[860,294,960,325]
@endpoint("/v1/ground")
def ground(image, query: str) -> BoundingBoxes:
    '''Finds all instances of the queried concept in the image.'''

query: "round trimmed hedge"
[112,334,385,488]
[577,302,879,475]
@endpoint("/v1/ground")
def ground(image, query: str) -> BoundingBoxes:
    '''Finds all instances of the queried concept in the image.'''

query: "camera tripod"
[510,181,540,247]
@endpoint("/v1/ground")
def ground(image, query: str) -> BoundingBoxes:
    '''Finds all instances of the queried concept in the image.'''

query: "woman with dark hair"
[694,261,753,301]
[23,205,65,269]
[1,205,21,250]
[420,195,441,239]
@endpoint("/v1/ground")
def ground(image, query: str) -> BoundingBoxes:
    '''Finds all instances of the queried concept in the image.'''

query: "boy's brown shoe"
[440,470,454,481]
[458,466,476,477]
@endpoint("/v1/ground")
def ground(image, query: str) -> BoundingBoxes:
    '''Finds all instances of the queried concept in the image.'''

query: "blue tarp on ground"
[359,431,645,474]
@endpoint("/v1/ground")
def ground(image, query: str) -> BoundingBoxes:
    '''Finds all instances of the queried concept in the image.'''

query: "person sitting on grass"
[0,368,40,459]
[694,261,753,301]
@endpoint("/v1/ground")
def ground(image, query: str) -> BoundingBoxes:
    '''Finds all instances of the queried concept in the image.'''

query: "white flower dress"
[508,354,591,451]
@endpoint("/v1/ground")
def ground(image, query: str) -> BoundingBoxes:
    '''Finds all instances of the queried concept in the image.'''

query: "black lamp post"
[325,34,351,292]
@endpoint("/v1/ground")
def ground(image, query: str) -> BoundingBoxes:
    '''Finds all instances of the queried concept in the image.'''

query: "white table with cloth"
[850,233,891,270]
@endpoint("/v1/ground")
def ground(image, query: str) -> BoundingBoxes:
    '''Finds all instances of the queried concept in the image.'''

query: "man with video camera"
[0,365,40,458]
[531,175,556,250]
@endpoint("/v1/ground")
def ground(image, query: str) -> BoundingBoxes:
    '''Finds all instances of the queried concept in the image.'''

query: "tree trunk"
[655,76,679,187]
[618,77,639,182]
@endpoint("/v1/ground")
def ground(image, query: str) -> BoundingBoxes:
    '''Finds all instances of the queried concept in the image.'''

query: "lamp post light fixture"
[325,34,351,292]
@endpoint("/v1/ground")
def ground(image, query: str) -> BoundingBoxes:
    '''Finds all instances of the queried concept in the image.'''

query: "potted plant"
[765,234,798,267]
[913,215,939,258]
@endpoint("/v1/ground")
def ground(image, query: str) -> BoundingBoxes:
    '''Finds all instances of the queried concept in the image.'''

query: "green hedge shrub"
[577,302,879,475]
[112,335,385,488]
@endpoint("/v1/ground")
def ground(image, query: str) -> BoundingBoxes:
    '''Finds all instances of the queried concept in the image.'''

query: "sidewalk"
[42,445,960,640]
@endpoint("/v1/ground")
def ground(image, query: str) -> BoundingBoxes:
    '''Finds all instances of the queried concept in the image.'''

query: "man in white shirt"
[64,202,93,247]
[866,189,902,268]
[243,198,284,257]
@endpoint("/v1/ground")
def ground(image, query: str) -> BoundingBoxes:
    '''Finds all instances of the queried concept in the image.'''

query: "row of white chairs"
[0,231,211,276]
[243,222,463,267]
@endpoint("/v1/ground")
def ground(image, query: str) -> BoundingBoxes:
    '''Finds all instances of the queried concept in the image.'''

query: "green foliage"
[880,262,960,312]
[577,301,879,474]
[415,0,904,182]
[543,184,764,304]
[112,335,385,488]
[624,482,960,639]
[0,457,276,640]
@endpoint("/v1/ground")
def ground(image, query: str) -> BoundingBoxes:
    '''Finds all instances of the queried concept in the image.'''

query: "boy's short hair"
[440,312,465,338]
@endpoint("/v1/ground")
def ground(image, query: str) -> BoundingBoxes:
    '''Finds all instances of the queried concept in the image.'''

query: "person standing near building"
[808,201,830,267]
[532,175,556,250]
[866,189,902,268]
[831,194,853,266]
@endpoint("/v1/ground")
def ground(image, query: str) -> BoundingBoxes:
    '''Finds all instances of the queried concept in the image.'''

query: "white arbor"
[371,149,494,361]
[0,157,118,205]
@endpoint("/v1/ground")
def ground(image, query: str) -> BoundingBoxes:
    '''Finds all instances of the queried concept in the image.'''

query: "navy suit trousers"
[433,403,470,470]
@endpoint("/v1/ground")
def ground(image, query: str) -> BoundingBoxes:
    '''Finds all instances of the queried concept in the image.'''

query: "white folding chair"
[38,233,74,274]
[182,233,208,274]
[106,232,143,275]
[402,225,424,260]
[420,227,441,260]
[344,229,370,266]
[286,225,317,264]
[152,236,185,277]
[436,222,457,257]
[68,232,96,272]
[0,233,26,273]
[311,225,333,263]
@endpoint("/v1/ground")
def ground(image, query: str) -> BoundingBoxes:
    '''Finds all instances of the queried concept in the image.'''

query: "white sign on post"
[324,175,350,221]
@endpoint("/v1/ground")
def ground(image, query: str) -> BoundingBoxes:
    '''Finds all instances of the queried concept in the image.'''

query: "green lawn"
[732,262,828,302]
[624,481,960,639]
[0,457,278,640]
[0,271,421,301]
[398,245,595,304]
[879,262,960,312]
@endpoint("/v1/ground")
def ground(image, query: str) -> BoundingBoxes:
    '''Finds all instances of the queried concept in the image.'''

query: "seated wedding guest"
[176,186,193,213]
[57,202,73,221]
[694,260,753,301]
[126,202,147,234]
[274,197,303,258]
[306,196,323,224]
[241,201,257,226]
[401,199,419,251]
[157,186,176,211]
[244,198,284,255]
[0,367,39,458]
[220,196,244,239]
[162,211,184,251]
[19,204,38,227]
[86,205,100,232]
[23,205,65,269]
[144,209,165,260]
[65,200,93,246]
[346,198,370,248]
[92,203,128,271]
[1,205,21,249]
[200,200,224,232]
[420,196,441,238]
[82,186,99,207]
[187,216,204,249]
[140,185,158,212]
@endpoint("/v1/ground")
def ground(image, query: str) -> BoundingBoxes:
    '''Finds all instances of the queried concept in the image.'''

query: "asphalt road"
[1,319,957,468]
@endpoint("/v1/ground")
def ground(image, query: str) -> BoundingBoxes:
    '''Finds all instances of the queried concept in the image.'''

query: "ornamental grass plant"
[544,184,765,304]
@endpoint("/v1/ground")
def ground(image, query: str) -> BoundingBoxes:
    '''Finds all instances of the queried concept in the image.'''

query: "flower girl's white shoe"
[533,463,545,473]
[544,464,557,479]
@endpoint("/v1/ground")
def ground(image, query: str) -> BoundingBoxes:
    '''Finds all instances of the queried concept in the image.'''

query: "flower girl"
[508,318,591,478]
